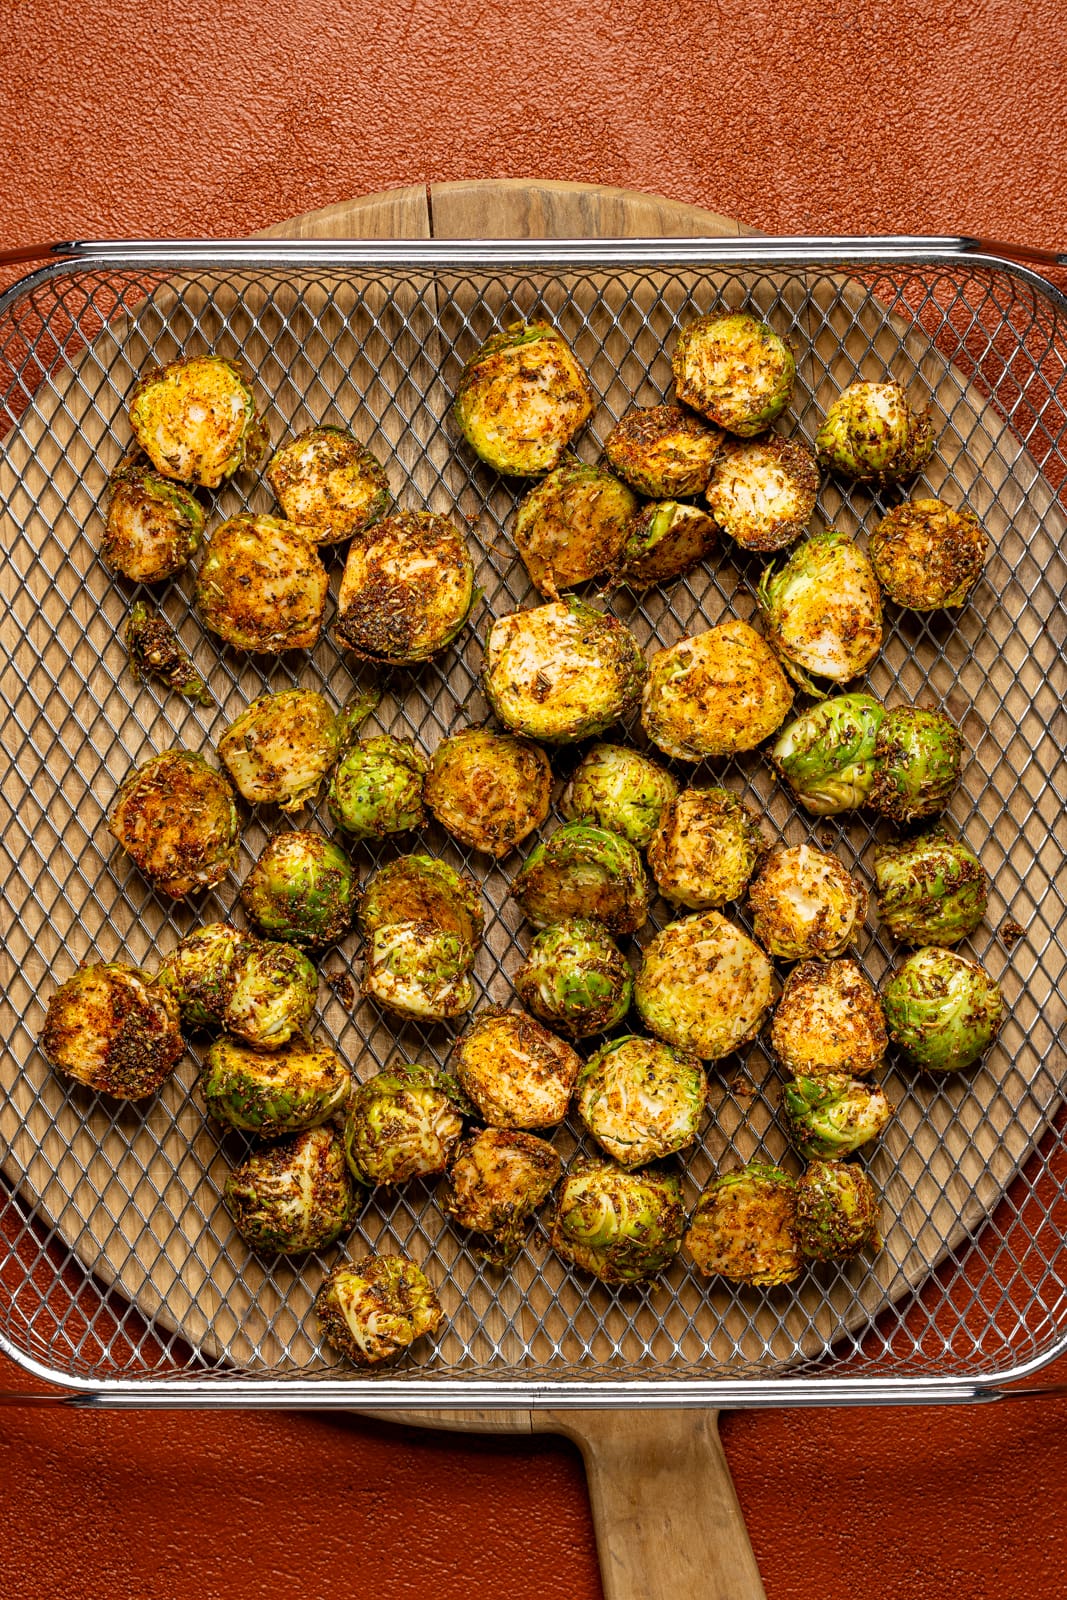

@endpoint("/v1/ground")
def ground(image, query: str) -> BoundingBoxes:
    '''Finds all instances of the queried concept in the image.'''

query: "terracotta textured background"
[4,2,1067,1597]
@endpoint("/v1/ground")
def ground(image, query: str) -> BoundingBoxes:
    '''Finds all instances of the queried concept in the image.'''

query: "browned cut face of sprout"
[334,510,476,664]
[634,910,776,1061]
[108,749,240,899]
[452,1008,582,1129]
[440,1128,563,1263]
[513,459,639,599]
[127,355,268,487]
[609,501,718,591]
[38,963,184,1101]
[770,958,888,1078]
[748,843,868,961]
[868,497,988,610]
[224,1125,357,1254]
[265,425,390,545]
[647,787,766,910]
[453,320,594,477]
[671,311,795,436]
[195,514,329,653]
[642,618,793,761]
[704,435,819,553]
[102,455,205,582]
[424,729,552,859]
[685,1163,803,1286]
[604,403,723,498]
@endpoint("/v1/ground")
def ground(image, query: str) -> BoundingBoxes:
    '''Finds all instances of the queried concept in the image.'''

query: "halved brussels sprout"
[748,843,867,961]
[634,910,775,1061]
[872,824,988,946]
[156,921,251,1028]
[128,355,268,487]
[424,728,552,858]
[559,742,679,849]
[513,917,633,1040]
[358,855,484,949]
[550,1157,685,1284]
[672,310,795,436]
[685,1162,802,1286]
[576,1034,706,1166]
[642,619,793,762]
[265,425,389,545]
[882,946,1004,1073]
[757,528,883,691]
[604,404,722,498]
[779,1073,895,1161]
[815,380,934,486]
[224,1124,356,1253]
[647,788,765,910]
[511,822,649,934]
[770,693,885,815]
[224,939,320,1049]
[39,962,183,1100]
[869,707,963,825]
[483,598,647,744]
[195,514,328,653]
[795,1159,881,1261]
[239,832,356,949]
[327,736,427,840]
[771,958,887,1078]
[454,319,593,476]
[344,1062,465,1186]
[315,1252,444,1367]
[102,459,204,582]
[869,497,987,610]
[452,1007,581,1128]
[609,501,718,591]
[217,688,358,814]
[334,510,476,664]
[109,749,240,899]
[704,435,819,553]
[362,922,477,1023]
[200,1034,351,1137]
[513,459,639,599]
[124,601,212,706]
[440,1127,563,1262]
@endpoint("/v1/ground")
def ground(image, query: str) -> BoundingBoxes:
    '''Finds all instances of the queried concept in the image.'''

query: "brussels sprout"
[779,1073,895,1161]
[109,749,240,899]
[440,1128,562,1262]
[361,922,477,1023]
[424,728,552,858]
[265,425,389,545]
[560,742,679,849]
[483,598,647,744]
[452,1007,581,1128]
[315,1252,444,1367]
[609,501,718,591]
[344,1062,465,1186]
[38,962,183,1100]
[239,832,356,949]
[156,921,251,1028]
[815,380,934,486]
[511,823,650,934]
[128,355,268,487]
[770,958,887,1078]
[872,824,988,946]
[882,946,1004,1073]
[770,693,885,816]
[757,528,884,691]
[604,404,722,498]
[102,458,204,582]
[704,435,819,553]
[634,910,775,1061]
[576,1034,706,1166]
[513,459,639,599]
[642,619,794,762]
[453,319,593,477]
[672,310,795,436]
[217,688,359,814]
[795,1159,881,1261]
[222,939,319,1049]
[200,1034,351,1137]
[334,510,476,664]
[195,514,328,653]
[748,843,868,961]
[124,601,212,706]
[647,788,765,910]
[550,1157,685,1284]
[327,736,427,840]
[868,497,987,611]
[224,1124,356,1253]
[513,917,633,1040]
[358,855,484,949]
[868,706,963,825]
[685,1163,802,1286]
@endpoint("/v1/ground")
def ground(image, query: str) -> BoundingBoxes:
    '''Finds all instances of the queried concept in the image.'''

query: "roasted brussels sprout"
[239,832,356,949]
[779,1073,895,1161]
[224,1124,356,1253]
[576,1034,706,1166]
[102,459,204,582]
[882,946,1004,1073]
[124,601,212,706]
[358,855,484,949]
[795,1159,881,1261]
[609,501,718,591]
[344,1062,465,1186]
[200,1034,351,1137]
[265,425,389,545]
[217,688,359,814]
[440,1128,562,1262]
[315,1252,444,1367]
[815,380,934,486]
[223,939,319,1049]
[685,1163,802,1286]
[647,788,765,910]
[361,922,477,1022]
[704,435,819,553]
[483,598,647,744]
[156,921,251,1028]
[771,958,887,1078]
[334,511,476,664]
[513,459,639,599]
[604,404,722,498]
[511,823,649,935]
[424,728,552,858]
[128,355,268,487]
[195,514,328,653]
[770,693,885,816]
[642,619,793,762]
[672,310,795,436]
[868,706,963,825]
[38,963,183,1100]
[550,1158,685,1284]
[109,749,240,899]
[559,742,679,849]
[868,497,987,610]
[452,1007,581,1128]
[872,824,988,946]
[327,736,427,840]
[757,528,883,691]
[634,910,775,1061]
[748,843,867,961]
[513,917,633,1040]
[453,319,593,477]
